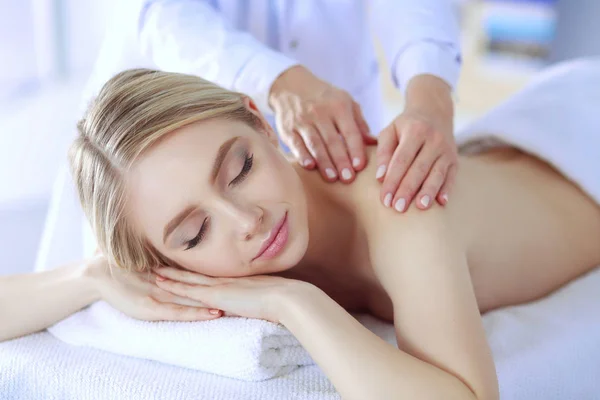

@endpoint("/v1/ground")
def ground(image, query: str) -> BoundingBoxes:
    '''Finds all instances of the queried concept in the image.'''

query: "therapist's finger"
[314,118,354,182]
[287,131,316,169]
[390,143,436,212]
[380,134,425,209]
[415,157,449,210]
[298,125,338,182]
[353,102,376,146]
[336,109,366,173]
[437,164,457,205]
[374,124,399,183]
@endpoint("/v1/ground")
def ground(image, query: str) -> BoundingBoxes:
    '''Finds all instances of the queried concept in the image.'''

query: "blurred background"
[0,0,598,275]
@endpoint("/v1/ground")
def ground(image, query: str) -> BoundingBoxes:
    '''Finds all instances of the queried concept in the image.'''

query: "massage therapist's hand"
[154,267,312,323]
[376,74,458,212]
[269,65,376,183]
[87,254,221,321]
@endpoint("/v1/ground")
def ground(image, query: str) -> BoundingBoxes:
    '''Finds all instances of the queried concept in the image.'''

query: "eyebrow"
[211,136,240,183]
[162,136,240,244]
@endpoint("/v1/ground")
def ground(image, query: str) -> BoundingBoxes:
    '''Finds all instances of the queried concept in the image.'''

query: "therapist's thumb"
[353,102,376,144]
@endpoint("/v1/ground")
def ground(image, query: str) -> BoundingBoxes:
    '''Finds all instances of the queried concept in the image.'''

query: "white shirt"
[138,0,461,133]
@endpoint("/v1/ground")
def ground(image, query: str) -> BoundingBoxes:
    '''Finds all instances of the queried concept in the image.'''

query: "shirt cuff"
[231,49,299,115]
[392,41,462,96]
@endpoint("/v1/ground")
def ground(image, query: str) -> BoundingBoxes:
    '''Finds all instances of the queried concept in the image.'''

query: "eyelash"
[185,217,209,250]
[184,152,253,251]
[229,152,253,187]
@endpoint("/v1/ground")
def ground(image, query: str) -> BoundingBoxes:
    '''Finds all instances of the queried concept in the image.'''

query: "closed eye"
[185,217,209,250]
[229,152,253,187]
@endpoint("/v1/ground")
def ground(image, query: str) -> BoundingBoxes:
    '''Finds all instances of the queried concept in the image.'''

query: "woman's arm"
[0,261,99,342]
[0,256,221,343]
[277,284,481,400]
[372,205,498,398]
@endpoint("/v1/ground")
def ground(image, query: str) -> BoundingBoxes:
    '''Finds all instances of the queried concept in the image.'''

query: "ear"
[242,96,279,147]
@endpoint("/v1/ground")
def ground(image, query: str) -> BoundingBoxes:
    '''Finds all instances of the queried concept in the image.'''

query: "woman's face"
[126,112,309,277]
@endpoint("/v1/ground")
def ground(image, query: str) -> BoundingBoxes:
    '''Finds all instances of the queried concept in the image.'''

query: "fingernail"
[442,193,449,204]
[420,195,431,208]
[376,165,386,179]
[156,275,166,281]
[384,193,392,208]
[326,168,337,179]
[341,168,352,180]
[394,198,406,212]
[209,309,221,315]
[352,157,360,168]
[302,159,313,167]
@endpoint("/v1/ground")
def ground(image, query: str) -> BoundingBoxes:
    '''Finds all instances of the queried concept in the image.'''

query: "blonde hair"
[70,68,261,271]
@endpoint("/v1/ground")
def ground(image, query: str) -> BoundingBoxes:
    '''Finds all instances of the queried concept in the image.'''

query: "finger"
[155,277,211,302]
[313,118,354,182]
[415,157,450,210]
[352,101,371,138]
[437,163,457,205]
[154,267,213,285]
[298,125,338,182]
[390,144,437,213]
[336,110,366,172]
[352,102,377,146]
[379,132,424,207]
[150,301,222,322]
[286,131,316,169]
[374,125,399,182]
[151,287,210,308]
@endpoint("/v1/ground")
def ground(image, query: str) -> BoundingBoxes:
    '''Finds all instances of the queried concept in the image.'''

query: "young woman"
[2,66,599,400]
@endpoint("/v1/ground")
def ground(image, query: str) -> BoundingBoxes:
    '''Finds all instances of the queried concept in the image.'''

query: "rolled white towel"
[48,301,313,381]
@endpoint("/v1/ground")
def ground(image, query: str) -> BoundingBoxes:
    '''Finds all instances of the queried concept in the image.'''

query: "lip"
[253,212,289,261]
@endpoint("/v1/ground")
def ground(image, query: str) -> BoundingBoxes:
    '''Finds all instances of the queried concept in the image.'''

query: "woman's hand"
[153,267,312,323]
[269,65,376,183]
[87,255,222,322]
[375,75,457,212]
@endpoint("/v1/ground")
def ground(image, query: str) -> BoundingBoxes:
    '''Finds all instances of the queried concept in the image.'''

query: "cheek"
[251,149,301,199]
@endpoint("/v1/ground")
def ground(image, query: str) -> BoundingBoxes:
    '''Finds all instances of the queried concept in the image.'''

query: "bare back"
[452,147,600,311]
[291,145,600,320]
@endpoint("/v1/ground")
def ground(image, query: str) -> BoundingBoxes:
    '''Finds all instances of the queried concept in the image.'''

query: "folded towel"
[43,58,600,383]
[48,302,313,381]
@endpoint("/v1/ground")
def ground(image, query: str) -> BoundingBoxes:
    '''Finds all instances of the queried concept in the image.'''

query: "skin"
[269,66,456,211]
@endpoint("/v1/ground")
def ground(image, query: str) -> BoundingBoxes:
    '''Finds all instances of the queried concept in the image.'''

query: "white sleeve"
[370,0,462,94]
[138,0,298,113]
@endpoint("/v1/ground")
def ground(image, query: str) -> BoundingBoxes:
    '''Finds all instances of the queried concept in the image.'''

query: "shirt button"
[289,39,298,49]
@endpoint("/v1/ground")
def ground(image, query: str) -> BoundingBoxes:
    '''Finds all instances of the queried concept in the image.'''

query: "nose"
[239,207,263,241]
[217,200,264,241]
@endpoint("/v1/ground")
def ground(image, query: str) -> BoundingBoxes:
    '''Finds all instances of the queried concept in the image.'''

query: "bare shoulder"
[348,165,457,244]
